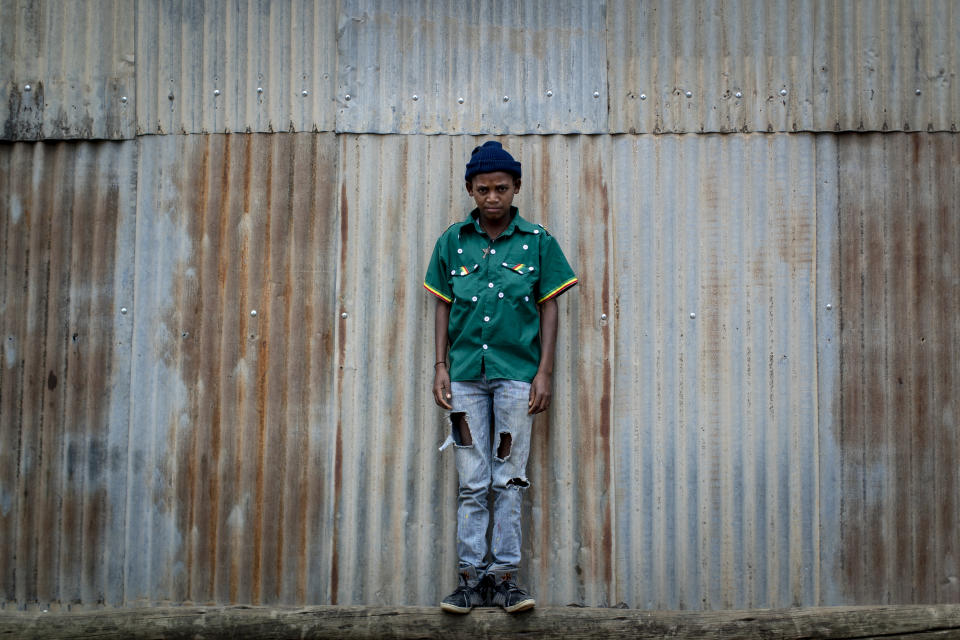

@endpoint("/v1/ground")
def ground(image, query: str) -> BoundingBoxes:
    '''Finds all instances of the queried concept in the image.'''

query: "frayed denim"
[442,377,533,578]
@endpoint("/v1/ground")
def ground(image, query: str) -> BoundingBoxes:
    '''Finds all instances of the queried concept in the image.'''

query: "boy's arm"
[433,298,453,409]
[528,297,558,414]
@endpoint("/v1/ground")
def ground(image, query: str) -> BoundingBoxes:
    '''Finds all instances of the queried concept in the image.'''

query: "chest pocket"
[450,263,480,300]
[499,261,537,299]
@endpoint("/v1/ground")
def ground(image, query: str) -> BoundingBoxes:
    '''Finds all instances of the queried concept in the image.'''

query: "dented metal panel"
[0,0,136,140]
[607,0,960,133]
[135,1,338,135]
[335,0,608,134]
[832,133,960,605]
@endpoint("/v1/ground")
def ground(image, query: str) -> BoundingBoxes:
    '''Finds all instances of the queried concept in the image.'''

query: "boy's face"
[466,171,521,225]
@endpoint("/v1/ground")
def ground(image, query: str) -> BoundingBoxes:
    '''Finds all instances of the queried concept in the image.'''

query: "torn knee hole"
[507,477,529,488]
[496,432,512,459]
[451,412,472,446]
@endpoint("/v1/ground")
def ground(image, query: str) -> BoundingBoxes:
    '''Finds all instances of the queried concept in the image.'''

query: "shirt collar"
[459,207,536,238]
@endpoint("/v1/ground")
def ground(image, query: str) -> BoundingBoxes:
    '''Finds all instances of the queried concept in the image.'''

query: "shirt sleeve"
[536,231,578,303]
[423,235,453,303]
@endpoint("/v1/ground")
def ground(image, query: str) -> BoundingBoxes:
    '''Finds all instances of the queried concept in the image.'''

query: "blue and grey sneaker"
[440,570,485,614]
[491,577,536,613]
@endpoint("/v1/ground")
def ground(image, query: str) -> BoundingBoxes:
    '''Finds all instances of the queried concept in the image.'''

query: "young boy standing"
[423,141,578,614]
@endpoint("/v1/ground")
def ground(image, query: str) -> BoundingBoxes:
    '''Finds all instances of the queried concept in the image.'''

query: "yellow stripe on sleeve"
[423,282,452,303]
[537,277,578,303]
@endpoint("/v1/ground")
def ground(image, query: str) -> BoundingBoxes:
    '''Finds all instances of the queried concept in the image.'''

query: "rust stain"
[598,170,613,591]
[836,134,960,604]
[330,177,350,605]
[251,134,275,605]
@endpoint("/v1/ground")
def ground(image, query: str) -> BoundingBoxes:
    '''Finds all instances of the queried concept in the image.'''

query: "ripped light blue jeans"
[444,377,533,580]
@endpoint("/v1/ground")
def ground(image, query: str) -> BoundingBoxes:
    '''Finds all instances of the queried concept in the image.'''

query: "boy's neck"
[478,208,513,240]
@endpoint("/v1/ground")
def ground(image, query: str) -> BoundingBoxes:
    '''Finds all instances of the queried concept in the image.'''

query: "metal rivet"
[24,84,32,92]
[780,88,787,97]
[301,89,309,97]
[915,88,922,96]
[685,91,693,98]
[458,97,464,104]
[593,91,600,98]
[601,313,608,321]
[690,312,696,319]
[168,92,175,101]
[250,310,258,317]
[503,95,509,102]
[121,96,128,103]
[214,89,221,97]
[345,94,351,101]
[735,91,743,99]
[546,90,553,97]
[341,312,348,319]
[120,307,128,315]
[826,303,833,310]
[640,93,647,100]
[412,94,419,101]
[257,87,263,94]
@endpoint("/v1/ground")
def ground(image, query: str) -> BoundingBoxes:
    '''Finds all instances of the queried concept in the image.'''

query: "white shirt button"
[523,244,528,250]
[482,344,489,350]
[528,267,534,271]
[484,316,490,322]
[534,229,540,235]
[451,270,456,275]
[524,296,529,301]
[457,248,463,254]
[498,292,504,299]
[490,249,496,255]
[472,296,478,302]
[488,282,494,288]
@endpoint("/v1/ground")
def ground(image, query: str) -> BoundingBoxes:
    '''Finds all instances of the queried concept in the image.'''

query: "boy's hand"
[433,365,453,410]
[528,371,552,414]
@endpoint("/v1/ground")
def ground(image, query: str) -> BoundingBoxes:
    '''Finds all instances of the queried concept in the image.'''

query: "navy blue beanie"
[464,141,521,182]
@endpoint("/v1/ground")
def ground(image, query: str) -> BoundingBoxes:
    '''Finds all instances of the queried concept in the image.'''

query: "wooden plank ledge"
[2,604,960,639]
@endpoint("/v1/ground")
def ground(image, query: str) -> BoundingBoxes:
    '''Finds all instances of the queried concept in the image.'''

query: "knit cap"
[464,141,522,182]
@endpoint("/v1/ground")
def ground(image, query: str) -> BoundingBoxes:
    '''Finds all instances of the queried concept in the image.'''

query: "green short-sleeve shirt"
[424,208,578,382]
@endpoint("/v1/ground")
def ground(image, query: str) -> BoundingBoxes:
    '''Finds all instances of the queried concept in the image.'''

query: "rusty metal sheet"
[0,140,137,606]
[125,133,340,605]
[607,0,960,133]
[0,0,136,140]
[833,133,960,605]
[335,1,608,134]
[2,130,959,611]
[606,134,829,608]
[135,0,338,135]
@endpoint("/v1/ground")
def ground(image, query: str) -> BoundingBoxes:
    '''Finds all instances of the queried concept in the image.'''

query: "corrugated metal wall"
[1,0,958,611]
